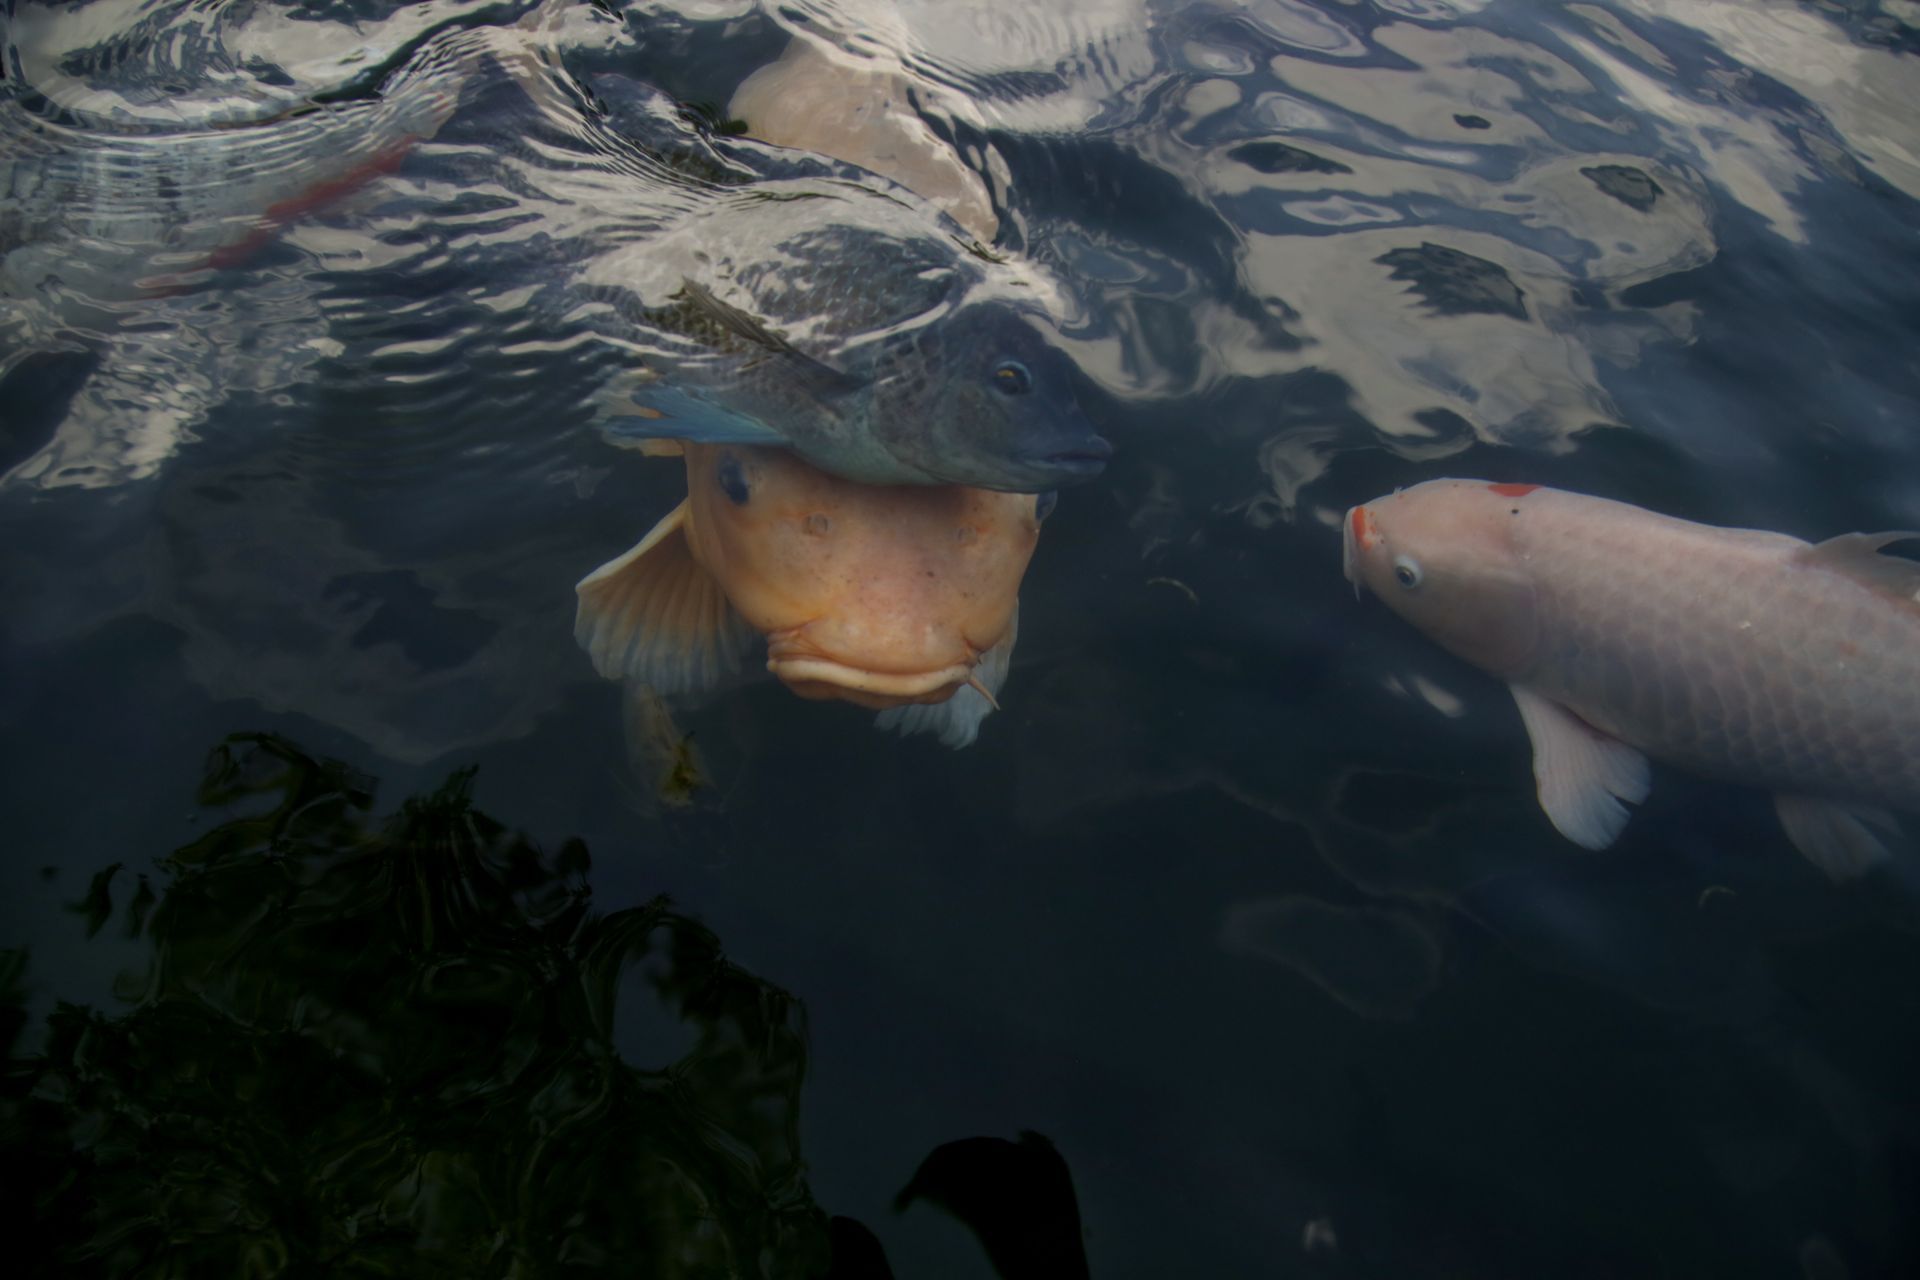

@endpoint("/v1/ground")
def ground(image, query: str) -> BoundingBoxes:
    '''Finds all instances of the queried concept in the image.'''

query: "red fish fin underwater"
[1510,686,1652,849]
[574,501,753,695]
[874,604,1020,750]
[1798,532,1920,608]
[1773,795,1900,881]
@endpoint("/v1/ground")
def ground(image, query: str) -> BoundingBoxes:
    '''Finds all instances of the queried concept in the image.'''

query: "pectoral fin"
[1773,794,1897,881]
[875,604,1019,749]
[1511,685,1651,849]
[575,501,753,695]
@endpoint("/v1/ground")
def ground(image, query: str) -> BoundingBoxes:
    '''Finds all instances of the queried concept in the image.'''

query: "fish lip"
[1032,455,1109,485]
[766,655,973,703]
[1039,432,1115,465]
[1341,505,1365,597]
[764,635,974,700]
[980,434,1113,489]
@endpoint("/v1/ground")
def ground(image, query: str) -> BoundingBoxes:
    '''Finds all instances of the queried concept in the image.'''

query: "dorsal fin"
[676,277,866,397]
[1799,532,1920,607]
[574,501,754,694]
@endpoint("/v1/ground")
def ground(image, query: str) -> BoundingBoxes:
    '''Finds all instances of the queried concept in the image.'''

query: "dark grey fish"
[586,192,1113,492]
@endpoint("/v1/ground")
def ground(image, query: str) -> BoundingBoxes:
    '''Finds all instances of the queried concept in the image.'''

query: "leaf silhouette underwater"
[4,732,833,1277]
[890,1132,1093,1280]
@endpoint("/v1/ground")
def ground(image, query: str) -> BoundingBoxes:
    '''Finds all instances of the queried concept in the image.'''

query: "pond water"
[5,1,1920,1276]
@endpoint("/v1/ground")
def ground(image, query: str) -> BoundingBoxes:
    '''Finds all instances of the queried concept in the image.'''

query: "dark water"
[5,1,1920,1276]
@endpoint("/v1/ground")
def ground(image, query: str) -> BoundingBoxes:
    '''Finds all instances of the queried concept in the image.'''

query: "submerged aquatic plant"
[2,733,829,1278]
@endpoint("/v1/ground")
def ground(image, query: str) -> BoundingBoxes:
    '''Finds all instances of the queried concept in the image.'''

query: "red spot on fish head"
[1349,504,1378,550]
[1488,483,1539,498]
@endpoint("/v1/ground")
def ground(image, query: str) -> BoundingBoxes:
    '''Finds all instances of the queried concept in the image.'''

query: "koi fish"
[1343,478,1920,879]
[575,441,1047,747]
[728,38,1000,244]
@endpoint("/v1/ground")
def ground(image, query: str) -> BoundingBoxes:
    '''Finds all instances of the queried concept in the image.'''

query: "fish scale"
[1510,492,1920,810]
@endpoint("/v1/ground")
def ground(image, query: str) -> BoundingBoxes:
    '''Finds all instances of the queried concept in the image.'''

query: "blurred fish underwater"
[1,0,1111,494]
[7,1,1920,1277]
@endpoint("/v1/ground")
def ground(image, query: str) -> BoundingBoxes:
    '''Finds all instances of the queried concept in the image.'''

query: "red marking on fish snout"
[1488,483,1540,498]
[1349,505,1378,550]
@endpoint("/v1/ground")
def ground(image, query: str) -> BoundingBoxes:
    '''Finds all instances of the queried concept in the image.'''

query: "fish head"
[683,443,1044,708]
[1343,479,1542,674]
[869,300,1112,492]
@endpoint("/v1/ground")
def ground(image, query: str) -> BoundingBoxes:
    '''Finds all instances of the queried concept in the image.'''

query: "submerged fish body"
[588,183,1112,493]
[574,441,1046,748]
[1343,479,1920,878]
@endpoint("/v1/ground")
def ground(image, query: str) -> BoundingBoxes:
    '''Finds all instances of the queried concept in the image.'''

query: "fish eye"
[991,360,1032,396]
[1034,490,1058,522]
[1392,555,1423,590]
[716,452,750,506]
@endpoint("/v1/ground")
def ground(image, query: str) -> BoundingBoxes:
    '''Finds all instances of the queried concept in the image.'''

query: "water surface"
[5,1,1920,1276]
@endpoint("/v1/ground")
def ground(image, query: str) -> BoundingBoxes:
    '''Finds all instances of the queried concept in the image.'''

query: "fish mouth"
[1039,446,1112,479]
[1039,431,1115,471]
[764,634,974,710]
[964,435,1113,492]
[767,657,973,709]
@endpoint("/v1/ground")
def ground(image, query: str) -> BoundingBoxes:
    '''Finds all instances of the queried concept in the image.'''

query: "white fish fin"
[1510,685,1651,850]
[874,603,1018,750]
[574,501,752,694]
[1772,794,1898,881]
[1799,532,1920,607]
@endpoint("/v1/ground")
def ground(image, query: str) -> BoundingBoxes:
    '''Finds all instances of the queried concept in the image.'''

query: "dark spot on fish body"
[1454,113,1491,129]
[717,452,751,505]
[955,526,977,546]
[804,513,831,537]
